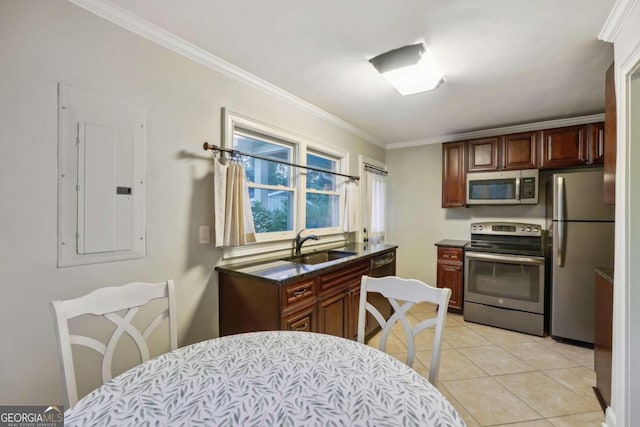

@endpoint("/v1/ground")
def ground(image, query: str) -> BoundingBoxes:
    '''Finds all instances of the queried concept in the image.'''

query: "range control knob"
[478,225,483,231]
[520,227,525,231]
[472,225,477,231]
[534,227,540,232]
[526,227,532,232]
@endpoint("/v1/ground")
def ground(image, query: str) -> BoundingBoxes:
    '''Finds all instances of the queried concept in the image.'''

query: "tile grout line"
[382,306,602,426]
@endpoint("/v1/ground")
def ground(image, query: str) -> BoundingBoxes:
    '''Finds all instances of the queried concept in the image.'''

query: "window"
[224,109,348,247]
[305,151,340,229]
[233,131,294,234]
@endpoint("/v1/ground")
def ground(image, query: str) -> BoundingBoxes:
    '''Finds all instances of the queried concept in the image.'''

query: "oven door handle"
[465,252,544,265]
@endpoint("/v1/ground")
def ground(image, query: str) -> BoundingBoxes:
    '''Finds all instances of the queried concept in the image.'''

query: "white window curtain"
[213,156,256,247]
[342,180,359,232]
[363,168,386,244]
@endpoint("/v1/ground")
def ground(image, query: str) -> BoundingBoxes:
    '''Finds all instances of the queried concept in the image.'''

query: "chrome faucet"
[294,229,319,255]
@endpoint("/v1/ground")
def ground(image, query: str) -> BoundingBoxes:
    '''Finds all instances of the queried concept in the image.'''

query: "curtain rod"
[364,163,388,176]
[203,142,360,181]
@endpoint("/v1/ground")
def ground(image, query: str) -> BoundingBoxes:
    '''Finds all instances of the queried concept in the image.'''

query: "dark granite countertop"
[435,239,469,248]
[215,242,398,284]
[596,267,614,283]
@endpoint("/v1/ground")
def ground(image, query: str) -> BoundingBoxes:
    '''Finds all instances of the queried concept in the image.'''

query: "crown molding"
[66,0,383,147]
[385,113,605,150]
[599,0,639,42]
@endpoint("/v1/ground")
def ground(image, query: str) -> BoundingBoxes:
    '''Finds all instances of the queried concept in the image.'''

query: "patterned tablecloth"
[65,331,466,426]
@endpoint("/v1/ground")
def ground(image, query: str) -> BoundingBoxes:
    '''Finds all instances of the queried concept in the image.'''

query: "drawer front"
[438,247,463,262]
[281,304,315,332]
[318,261,369,295]
[281,279,315,312]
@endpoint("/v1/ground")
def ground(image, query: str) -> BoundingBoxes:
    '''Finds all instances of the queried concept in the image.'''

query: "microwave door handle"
[515,177,521,200]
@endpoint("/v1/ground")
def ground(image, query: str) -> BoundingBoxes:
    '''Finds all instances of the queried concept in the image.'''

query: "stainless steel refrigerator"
[546,169,615,344]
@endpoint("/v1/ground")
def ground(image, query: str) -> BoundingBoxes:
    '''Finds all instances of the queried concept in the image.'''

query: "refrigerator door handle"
[557,176,565,222]
[555,221,565,267]
[556,176,565,267]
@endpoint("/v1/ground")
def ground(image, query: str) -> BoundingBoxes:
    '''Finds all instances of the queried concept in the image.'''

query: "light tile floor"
[366,303,604,427]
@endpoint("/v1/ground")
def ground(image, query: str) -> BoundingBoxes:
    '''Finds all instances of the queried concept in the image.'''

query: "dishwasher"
[370,251,396,277]
[366,251,396,339]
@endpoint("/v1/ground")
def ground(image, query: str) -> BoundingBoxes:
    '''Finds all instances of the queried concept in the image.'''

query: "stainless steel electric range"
[464,222,546,336]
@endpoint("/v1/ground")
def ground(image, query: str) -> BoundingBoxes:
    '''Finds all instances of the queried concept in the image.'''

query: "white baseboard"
[603,406,616,427]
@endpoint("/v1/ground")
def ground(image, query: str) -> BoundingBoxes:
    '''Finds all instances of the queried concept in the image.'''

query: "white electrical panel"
[58,84,146,267]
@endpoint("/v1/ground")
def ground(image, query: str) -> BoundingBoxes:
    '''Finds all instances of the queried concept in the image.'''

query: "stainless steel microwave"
[466,169,539,205]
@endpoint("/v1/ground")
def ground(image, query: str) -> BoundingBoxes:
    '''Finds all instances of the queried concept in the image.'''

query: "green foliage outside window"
[251,199,290,233]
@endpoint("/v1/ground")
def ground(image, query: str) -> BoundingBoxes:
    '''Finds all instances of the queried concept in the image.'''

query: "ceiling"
[106,0,615,147]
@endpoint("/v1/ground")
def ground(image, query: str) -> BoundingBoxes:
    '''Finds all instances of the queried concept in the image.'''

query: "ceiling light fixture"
[369,43,445,96]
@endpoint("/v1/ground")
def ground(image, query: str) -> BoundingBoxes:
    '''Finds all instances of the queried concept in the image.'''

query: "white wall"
[386,143,545,284]
[0,0,384,405]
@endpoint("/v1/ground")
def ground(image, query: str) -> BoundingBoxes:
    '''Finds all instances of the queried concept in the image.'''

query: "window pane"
[249,188,293,233]
[305,193,339,229]
[234,134,291,186]
[306,153,337,191]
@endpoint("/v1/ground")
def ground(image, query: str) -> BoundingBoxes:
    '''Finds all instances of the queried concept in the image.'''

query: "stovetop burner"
[465,221,544,257]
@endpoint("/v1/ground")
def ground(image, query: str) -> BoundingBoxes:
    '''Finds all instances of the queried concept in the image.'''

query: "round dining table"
[64,331,465,426]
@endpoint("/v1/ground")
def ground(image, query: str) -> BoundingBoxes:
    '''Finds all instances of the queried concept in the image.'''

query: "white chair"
[357,275,451,385]
[50,280,177,408]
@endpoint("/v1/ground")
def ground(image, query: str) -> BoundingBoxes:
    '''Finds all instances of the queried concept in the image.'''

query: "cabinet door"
[442,142,466,207]
[540,125,588,168]
[467,137,499,172]
[589,122,605,165]
[501,132,538,170]
[346,284,361,341]
[604,62,616,205]
[281,304,315,332]
[437,261,463,313]
[317,291,347,337]
[594,273,613,408]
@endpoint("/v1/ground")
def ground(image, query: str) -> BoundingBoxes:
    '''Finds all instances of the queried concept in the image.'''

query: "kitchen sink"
[286,250,356,265]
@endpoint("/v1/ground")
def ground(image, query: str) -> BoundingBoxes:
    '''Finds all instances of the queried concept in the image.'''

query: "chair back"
[50,280,177,407]
[357,275,451,385]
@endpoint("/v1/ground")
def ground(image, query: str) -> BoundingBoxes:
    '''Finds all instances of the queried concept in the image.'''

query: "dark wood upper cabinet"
[441,120,605,208]
[539,125,588,169]
[501,131,538,170]
[589,122,605,165]
[467,132,537,172]
[442,142,466,208]
[468,137,499,171]
[604,62,616,205]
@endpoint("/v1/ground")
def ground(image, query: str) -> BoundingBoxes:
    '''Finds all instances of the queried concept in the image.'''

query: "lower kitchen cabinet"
[435,240,467,314]
[281,303,315,332]
[316,260,370,339]
[317,291,346,337]
[218,249,396,340]
[594,268,614,410]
